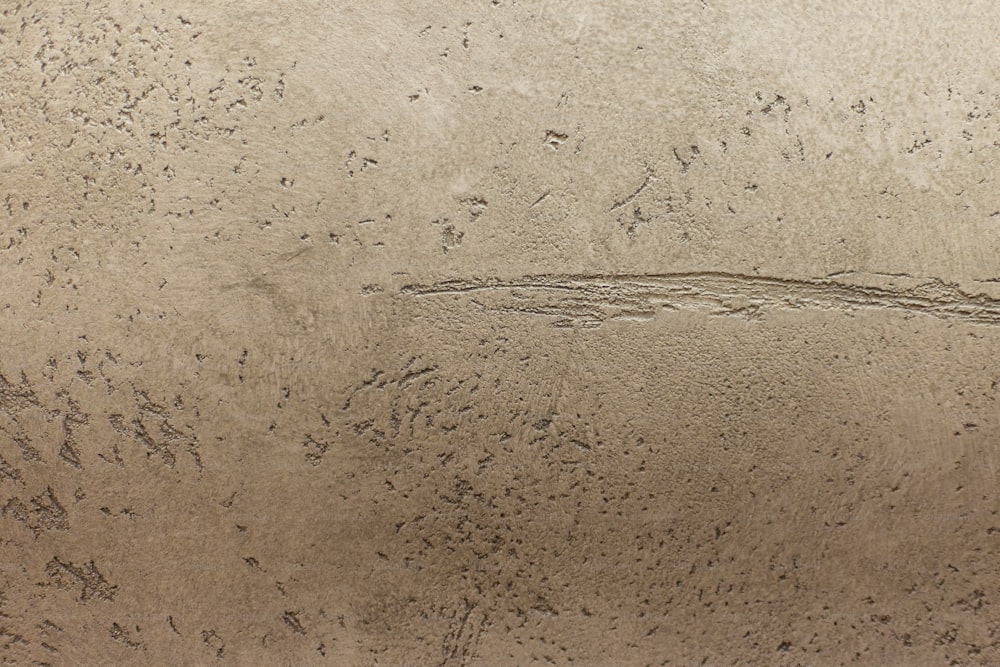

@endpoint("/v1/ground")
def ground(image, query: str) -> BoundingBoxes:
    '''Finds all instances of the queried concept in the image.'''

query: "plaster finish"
[2,1,1000,664]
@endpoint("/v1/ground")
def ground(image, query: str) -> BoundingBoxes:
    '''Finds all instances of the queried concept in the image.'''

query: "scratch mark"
[529,191,550,208]
[610,168,654,211]
[400,272,1000,328]
[282,611,306,635]
[342,370,385,410]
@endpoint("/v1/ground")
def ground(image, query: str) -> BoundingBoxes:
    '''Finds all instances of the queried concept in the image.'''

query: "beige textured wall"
[3,1,1000,665]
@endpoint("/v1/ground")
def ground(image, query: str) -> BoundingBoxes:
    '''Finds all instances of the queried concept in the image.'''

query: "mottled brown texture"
[2,1,1000,665]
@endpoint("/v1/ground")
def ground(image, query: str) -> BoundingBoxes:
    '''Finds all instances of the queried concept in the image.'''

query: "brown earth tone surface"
[3,1,1000,665]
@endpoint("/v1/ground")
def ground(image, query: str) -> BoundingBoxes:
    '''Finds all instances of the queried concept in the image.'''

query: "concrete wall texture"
[2,1,1000,665]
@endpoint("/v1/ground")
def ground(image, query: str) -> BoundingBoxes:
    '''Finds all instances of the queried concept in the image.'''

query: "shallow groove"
[400,272,1000,328]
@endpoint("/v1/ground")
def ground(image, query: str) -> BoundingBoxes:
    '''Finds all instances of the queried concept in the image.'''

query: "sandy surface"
[2,1,1000,664]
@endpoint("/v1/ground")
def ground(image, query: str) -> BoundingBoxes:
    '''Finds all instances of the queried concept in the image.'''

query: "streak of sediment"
[400,272,1000,327]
